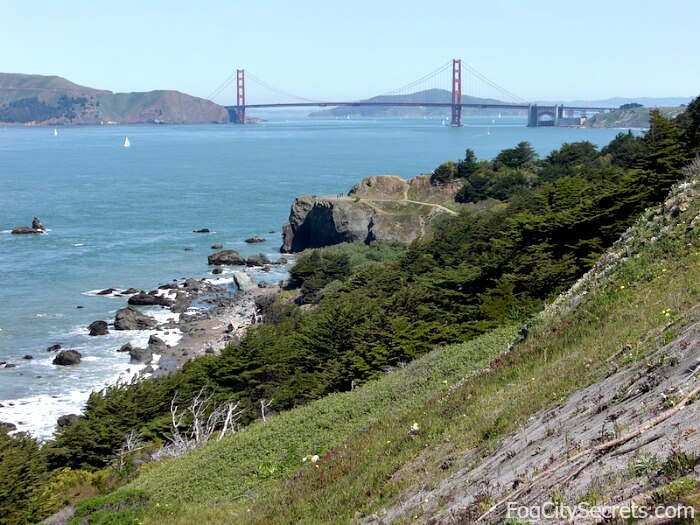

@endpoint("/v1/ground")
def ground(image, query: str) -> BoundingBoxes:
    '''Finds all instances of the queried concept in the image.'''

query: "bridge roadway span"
[224,102,615,127]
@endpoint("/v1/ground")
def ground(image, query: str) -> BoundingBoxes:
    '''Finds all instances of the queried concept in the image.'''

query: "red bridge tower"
[235,69,246,124]
[451,59,462,127]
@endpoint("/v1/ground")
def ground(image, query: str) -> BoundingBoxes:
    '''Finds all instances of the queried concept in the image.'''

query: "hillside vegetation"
[2,98,699,524]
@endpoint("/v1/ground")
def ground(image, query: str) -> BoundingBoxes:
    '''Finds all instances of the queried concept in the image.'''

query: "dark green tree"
[601,130,646,168]
[430,161,457,185]
[0,429,48,524]
[641,109,686,174]
[456,148,479,178]
[494,141,537,168]
[675,95,700,157]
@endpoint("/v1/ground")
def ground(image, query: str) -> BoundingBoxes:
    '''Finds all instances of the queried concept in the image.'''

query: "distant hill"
[308,88,523,118]
[0,73,229,125]
[538,96,693,107]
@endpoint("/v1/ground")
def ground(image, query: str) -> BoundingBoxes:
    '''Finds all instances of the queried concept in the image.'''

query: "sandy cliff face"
[280,174,461,253]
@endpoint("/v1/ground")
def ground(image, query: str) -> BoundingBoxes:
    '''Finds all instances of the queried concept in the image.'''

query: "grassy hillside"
[72,165,700,524]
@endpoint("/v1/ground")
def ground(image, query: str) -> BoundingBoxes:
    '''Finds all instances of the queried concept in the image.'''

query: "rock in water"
[11,226,43,234]
[147,335,166,351]
[232,270,256,291]
[117,343,133,353]
[11,217,46,234]
[193,228,211,233]
[211,243,223,250]
[114,306,157,330]
[208,250,245,266]
[245,235,266,243]
[128,291,173,307]
[1,422,17,431]
[245,253,271,267]
[53,350,82,366]
[46,344,62,352]
[88,320,109,336]
[128,346,153,365]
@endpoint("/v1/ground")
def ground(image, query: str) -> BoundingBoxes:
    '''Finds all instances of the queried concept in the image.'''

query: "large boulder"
[11,217,45,234]
[147,335,167,351]
[245,253,271,267]
[232,270,256,291]
[53,350,82,366]
[88,320,109,336]
[208,250,245,266]
[128,291,173,307]
[128,346,153,365]
[245,236,266,243]
[114,306,156,330]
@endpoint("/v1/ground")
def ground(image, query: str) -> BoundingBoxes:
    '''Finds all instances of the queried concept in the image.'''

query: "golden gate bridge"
[207,59,614,127]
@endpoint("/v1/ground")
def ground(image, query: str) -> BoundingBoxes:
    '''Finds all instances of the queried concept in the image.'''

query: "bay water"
[0,114,625,438]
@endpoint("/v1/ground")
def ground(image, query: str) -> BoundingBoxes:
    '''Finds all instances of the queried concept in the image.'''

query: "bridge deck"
[225,102,613,111]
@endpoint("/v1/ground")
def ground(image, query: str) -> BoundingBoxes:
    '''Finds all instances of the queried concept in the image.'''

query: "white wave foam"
[72,243,84,247]
[204,276,235,286]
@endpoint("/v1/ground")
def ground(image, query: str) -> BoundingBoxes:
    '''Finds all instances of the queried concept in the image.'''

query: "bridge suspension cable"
[461,61,526,103]
[378,61,452,97]
[206,71,238,101]
[245,71,327,104]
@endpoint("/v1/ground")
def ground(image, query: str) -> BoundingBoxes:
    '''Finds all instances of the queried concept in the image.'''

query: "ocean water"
[0,114,625,438]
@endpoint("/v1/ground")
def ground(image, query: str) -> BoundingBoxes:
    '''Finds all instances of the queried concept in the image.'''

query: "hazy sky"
[1,0,698,104]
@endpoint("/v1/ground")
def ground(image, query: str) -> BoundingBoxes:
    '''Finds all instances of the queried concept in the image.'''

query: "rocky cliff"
[281,174,462,252]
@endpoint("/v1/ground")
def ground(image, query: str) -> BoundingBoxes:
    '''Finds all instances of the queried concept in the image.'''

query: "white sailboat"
[53,128,58,136]
[123,137,130,148]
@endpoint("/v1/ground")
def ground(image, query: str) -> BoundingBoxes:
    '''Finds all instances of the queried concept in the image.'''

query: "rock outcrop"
[280,175,460,253]
[53,350,82,366]
[208,250,245,266]
[88,320,109,336]
[245,253,271,267]
[11,216,46,234]
[232,271,256,291]
[128,291,173,307]
[114,306,156,330]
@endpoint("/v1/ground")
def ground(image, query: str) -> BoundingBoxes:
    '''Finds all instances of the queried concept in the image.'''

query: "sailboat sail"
[123,137,130,148]
[54,128,58,136]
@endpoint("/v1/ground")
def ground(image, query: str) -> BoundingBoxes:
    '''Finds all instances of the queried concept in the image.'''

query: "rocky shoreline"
[87,270,281,377]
